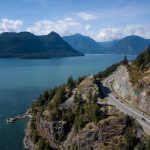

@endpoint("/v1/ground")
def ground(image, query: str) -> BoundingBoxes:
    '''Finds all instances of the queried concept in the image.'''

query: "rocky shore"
[24,120,36,150]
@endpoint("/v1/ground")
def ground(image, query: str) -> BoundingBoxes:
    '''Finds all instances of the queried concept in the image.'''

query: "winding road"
[101,67,150,135]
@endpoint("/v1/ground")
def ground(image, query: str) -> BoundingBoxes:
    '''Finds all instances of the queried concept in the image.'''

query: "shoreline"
[24,119,36,150]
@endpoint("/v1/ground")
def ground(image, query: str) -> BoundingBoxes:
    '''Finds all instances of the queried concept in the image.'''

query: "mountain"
[111,35,150,55]
[63,33,106,54]
[0,31,83,59]
[63,34,150,55]
[39,32,83,57]
[0,32,46,58]
[98,40,119,49]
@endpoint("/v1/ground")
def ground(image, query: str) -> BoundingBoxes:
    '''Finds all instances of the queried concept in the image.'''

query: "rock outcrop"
[24,74,148,150]
[113,65,150,114]
[24,121,36,150]
[39,119,68,142]
[64,114,127,150]
[77,75,99,100]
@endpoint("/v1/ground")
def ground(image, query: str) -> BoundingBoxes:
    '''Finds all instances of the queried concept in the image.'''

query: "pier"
[6,113,32,124]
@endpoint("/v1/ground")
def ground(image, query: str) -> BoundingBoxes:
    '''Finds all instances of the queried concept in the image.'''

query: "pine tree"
[122,55,128,65]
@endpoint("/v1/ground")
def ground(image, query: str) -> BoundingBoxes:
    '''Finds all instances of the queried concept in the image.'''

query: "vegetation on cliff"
[24,47,150,150]
[134,45,150,69]
[95,56,128,80]
[25,65,150,149]
[128,45,150,84]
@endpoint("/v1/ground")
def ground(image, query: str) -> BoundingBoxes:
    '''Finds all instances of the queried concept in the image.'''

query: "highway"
[101,67,150,135]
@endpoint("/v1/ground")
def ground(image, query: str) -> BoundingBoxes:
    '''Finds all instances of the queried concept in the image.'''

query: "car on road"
[142,118,146,121]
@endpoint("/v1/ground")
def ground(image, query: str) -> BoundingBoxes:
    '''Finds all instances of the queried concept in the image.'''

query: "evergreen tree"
[67,76,75,89]
[122,55,128,65]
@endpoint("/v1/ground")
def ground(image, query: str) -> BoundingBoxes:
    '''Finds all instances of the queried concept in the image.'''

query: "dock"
[6,113,32,124]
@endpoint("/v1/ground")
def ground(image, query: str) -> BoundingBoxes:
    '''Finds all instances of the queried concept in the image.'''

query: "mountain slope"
[0,31,83,58]
[134,45,150,68]
[111,35,150,55]
[39,32,83,57]
[0,32,47,58]
[24,73,148,150]
[112,46,150,114]
[98,40,119,49]
[63,33,106,54]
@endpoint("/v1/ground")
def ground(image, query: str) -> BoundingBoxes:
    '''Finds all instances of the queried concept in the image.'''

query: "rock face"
[39,109,141,150]
[39,118,68,142]
[25,74,147,150]
[77,75,99,100]
[63,113,142,150]
[113,65,150,114]
[24,121,36,150]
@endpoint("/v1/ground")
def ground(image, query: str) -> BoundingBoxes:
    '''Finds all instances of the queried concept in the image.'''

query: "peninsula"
[24,46,150,150]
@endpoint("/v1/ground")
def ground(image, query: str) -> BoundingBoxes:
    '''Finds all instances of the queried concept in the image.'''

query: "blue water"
[0,54,136,150]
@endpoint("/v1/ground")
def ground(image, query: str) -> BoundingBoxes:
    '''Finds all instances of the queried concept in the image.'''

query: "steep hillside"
[63,33,106,54]
[111,35,150,55]
[39,32,83,57]
[24,75,149,150]
[0,31,83,59]
[0,32,47,58]
[133,45,150,69]
[112,46,150,114]
[63,34,150,55]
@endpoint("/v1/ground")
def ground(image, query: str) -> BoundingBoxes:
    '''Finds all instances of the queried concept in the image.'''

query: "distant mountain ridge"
[0,31,150,58]
[63,33,106,54]
[111,35,150,55]
[0,31,83,59]
[63,34,150,55]
[98,40,119,49]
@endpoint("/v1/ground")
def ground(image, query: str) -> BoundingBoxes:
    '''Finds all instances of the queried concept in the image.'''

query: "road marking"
[102,67,150,131]
[110,94,150,123]
[108,94,150,130]
[137,119,150,129]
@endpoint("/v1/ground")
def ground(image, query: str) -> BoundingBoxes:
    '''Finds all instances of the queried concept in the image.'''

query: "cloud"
[85,24,90,31]
[0,18,149,43]
[26,17,81,35]
[77,12,98,21]
[0,18,23,33]
[94,25,150,41]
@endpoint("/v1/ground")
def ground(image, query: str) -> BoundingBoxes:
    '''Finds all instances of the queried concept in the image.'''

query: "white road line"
[137,119,150,129]
[108,94,150,130]
[110,94,150,123]
[102,68,150,131]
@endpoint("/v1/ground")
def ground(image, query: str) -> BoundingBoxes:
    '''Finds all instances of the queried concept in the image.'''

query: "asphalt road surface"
[101,67,150,135]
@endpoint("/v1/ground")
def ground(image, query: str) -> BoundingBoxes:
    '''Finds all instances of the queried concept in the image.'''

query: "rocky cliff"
[113,65,150,114]
[24,75,149,150]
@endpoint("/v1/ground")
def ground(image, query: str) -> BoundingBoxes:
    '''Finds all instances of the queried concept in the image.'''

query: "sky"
[0,0,150,41]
